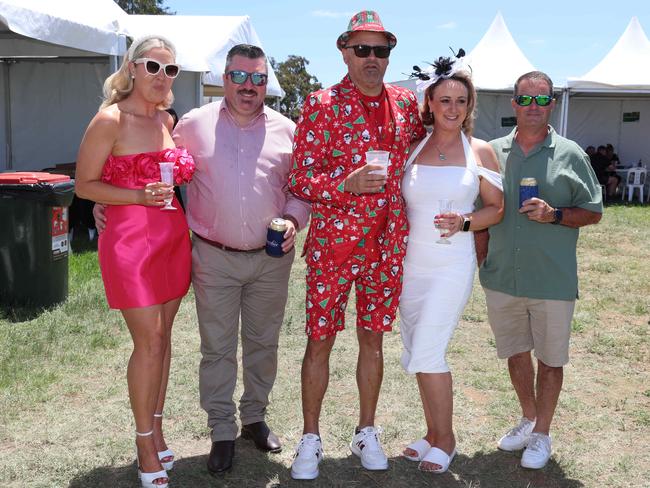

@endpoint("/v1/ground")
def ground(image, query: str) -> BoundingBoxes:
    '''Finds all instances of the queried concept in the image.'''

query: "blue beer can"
[266,218,287,257]
[519,177,538,208]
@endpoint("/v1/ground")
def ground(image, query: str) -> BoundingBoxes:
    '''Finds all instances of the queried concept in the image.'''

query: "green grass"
[1,205,649,487]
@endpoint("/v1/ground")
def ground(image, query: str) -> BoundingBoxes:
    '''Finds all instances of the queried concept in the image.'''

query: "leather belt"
[195,233,265,253]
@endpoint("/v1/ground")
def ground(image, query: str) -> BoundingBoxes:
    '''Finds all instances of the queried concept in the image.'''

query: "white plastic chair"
[622,168,646,202]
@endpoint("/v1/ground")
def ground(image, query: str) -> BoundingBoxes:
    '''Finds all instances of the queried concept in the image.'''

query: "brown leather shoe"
[241,421,282,453]
[207,440,235,475]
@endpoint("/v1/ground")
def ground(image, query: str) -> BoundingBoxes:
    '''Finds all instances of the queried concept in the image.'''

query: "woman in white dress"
[399,53,503,473]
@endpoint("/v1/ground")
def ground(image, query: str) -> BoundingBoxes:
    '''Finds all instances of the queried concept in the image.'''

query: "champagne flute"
[435,199,453,245]
[158,162,176,211]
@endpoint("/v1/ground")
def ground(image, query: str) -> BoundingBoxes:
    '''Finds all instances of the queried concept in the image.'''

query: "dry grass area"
[0,204,648,487]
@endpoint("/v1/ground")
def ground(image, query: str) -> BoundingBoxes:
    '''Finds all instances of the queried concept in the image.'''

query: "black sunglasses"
[344,44,392,59]
[134,58,180,78]
[226,70,268,86]
[515,95,553,107]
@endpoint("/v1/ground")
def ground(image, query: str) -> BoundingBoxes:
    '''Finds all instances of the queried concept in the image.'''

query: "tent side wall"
[566,95,650,164]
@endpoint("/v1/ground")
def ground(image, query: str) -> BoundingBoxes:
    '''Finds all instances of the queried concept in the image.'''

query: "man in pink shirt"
[172,44,310,475]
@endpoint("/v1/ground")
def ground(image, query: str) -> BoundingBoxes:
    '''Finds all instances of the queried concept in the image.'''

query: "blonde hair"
[420,71,476,136]
[100,35,177,110]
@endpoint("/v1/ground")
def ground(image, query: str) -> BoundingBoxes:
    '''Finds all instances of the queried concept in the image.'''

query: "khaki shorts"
[484,288,575,367]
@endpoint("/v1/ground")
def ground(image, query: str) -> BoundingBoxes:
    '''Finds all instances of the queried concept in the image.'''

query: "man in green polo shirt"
[478,71,602,470]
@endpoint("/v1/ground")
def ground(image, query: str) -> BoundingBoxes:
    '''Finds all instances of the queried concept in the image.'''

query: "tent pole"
[560,88,570,137]
[3,60,13,169]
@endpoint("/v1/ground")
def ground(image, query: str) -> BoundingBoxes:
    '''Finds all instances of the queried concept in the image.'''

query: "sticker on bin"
[51,206,69,257]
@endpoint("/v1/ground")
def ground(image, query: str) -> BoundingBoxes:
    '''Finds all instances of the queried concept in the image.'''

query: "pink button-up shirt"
[173,101,310,250]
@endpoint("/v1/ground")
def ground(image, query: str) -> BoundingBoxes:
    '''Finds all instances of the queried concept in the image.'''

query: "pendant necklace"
[433,143,447,161]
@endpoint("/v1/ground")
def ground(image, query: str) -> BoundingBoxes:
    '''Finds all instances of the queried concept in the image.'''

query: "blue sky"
[165,0,649,88]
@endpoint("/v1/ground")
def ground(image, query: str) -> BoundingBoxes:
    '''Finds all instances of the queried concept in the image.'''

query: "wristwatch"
[551,208,563,225]
[460,216,471,232]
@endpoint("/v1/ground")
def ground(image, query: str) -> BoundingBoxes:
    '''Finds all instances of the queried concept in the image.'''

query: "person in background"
[77,35,195,488]
[288,10,426,480]
[478,71,602,470]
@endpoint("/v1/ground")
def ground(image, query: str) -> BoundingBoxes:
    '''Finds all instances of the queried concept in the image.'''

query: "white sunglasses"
[133,58,180,79]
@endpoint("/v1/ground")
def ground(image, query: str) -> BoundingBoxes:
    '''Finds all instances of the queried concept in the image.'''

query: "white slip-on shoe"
[349,426,389,470]
[521,433,552,469]
[497,417,536,451]
[290,434,323,480]
[403,438,432,462]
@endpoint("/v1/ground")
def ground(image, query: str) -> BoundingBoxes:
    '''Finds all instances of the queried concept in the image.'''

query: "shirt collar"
[506,125,557,153]
[220,98,268,127]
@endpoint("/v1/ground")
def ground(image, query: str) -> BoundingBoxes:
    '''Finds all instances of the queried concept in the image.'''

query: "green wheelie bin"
[0,172,75,313]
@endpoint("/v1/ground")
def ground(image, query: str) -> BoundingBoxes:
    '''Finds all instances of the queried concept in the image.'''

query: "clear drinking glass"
[435,199,453,245]
[158,162,176,211]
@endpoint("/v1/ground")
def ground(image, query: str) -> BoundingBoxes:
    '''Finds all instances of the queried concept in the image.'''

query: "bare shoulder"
[469,136,499,171]
[89,105,121,137]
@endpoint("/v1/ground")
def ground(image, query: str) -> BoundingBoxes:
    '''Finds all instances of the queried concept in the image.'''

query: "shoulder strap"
[461,132,479,175]
[404,131,431,170]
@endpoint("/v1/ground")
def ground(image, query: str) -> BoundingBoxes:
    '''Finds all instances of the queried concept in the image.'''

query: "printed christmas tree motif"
[331,309,337,319]
[403,96,412,106]
[332,105,340,117]
[392,209,401,216]
[353,116,366,125]
[306,170,313,178]
[308,110,320,123]
[365,286,377,294]
[341,87,352,94]
[361,314,372,322]
[291,176,297,186]
[393,244,400,254]
[317,93,323,103]
[343,122,354,130]
[334,237,345,244]
[313,212,325,219]
[368,211,377,217]
[316,237,327,246]
[332,149,345,157]
[324,130,330,143]
[336,182,345,192]
[338,277,349,285]
[383,297,393,308]
[356,283,363,291]
[353,254,366,261]
[315,269,323,276]
[357,238,366,248]
[319,298,329,309]
[380,272,389,283]
[396,100,405,109]
[362,227,371,235]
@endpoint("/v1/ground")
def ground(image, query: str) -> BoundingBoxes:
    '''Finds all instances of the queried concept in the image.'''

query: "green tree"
[269,55,322,121]
[115,0,174,14]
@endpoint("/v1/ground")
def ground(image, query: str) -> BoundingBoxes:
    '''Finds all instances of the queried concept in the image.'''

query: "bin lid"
[0,172,71,185]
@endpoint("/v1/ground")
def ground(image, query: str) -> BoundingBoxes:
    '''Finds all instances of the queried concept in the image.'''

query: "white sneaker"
[521,433,552,469]
[290,434,323,480]
[349,426,388,470]
[497,417,536,451]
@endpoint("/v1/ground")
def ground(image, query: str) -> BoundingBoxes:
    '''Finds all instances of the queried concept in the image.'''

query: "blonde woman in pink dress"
[76,36,195,488]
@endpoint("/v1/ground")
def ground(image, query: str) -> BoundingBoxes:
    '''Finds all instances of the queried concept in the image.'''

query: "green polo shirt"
[479,127,603,300]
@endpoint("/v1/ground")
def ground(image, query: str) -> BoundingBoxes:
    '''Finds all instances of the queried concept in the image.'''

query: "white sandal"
[136,430,169,488]
[418,446,456,474]
[403,438,432,461]
[154,413,174,471]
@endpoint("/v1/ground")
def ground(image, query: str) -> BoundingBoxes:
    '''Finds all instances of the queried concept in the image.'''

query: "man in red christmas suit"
[288,10,426,480]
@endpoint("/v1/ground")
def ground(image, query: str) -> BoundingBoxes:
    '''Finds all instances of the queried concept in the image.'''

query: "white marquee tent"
[0,0,283,172]
[565,17,650,164]
[393,13,562,141]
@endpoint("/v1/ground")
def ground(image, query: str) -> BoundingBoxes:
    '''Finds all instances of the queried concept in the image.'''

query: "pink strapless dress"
[98,147,195,309]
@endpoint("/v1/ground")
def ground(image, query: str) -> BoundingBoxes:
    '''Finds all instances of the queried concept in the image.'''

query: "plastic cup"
[366,150,390,175]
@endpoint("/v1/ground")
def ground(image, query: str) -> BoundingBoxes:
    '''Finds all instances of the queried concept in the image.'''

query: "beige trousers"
[192,235,295,441]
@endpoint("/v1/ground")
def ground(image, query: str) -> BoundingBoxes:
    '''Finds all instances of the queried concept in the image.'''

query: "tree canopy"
[270,55,322,121]
[115,0,174,15]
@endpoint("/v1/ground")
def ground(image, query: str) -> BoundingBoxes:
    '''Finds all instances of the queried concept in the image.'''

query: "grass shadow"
[68,438,584,488]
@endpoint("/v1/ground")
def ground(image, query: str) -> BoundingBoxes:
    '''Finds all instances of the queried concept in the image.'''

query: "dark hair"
[513,71,554,97]
[225,44,267,71]
[420,71,476,135]
[597,145,607,152]
[165,107,179,128]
